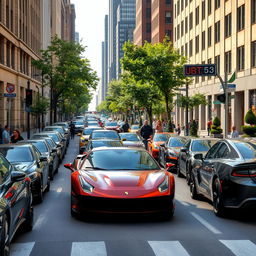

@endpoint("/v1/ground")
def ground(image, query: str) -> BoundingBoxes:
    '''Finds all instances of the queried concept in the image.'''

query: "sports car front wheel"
[0,215,10,256]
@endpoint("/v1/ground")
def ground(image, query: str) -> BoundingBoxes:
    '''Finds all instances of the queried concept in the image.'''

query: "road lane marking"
[148,241,190,256]
[71,242,107,256]
[179,201,189,206]
[34,214,47,229]
[220,240,256,256]
[11,242,35,256]
[57,187,63,193]
[190,212,222,234]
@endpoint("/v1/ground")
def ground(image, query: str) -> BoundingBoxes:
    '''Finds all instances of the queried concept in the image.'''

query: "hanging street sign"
[184,64,217,76]
[4,83,16,97]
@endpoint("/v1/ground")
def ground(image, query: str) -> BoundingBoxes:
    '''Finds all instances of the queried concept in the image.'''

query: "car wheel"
[213,179,226,217]
[160,206,174,221]
[45,178,50,192]
[49,166,54,181]
[190,173,199,200]
[186,164,191,185]
[177,162,183,177]
[35,178,43,204]
[0,215,10,256]
[23,196,34,232]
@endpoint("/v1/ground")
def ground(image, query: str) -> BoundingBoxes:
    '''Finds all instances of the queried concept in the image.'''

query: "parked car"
[64,147,175,219]
[79,127,103,154]
[89,130,122,141]
[73,120,85,133]
[0,144,50,203]
[44,126,70,145]
[159,136,188,169]
[84,139,123,153]
[86,121,100,127]
[147,133,173,160]
[130,124,140,133]
[104,121,120,132]
[190,139,256,217]
[20,139,59,180]
[178,138,218,184]
[0,153,33,255]
[119,132,144,148]
[43,137,61,165]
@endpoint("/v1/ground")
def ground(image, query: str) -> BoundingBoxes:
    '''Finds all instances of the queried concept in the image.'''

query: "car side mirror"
[122,138,126,141]
[11,171,26,182]
[160,143,165,147]
[180,148,187,153]
[40,155,48,162]
[64,163,75,172]
[194,153,204,160]
[52,148,57,153]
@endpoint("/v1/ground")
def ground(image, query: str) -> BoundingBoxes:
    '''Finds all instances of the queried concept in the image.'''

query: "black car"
[190,139,256,217]
[85,139,123,153]
[0,153,33,255]
[89,130,121,141]
[20,139,59,180]
[178,138,218,183]
[73,120,85,133]
[0,144,50,203]
[159,136,188,169]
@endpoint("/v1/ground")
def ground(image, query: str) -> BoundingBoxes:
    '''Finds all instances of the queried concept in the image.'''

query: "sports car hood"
[12,162,34,172]
[79,170,166,197]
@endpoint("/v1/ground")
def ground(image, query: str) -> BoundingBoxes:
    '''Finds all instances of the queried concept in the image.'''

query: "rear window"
[168,137,186,147]
[154,134,171,142]
[120,133,140,141]
[106,122,118,126]
[92,141,123,148]
[92,132,119,140]
[32,141,48,153]
[235,142,256,159]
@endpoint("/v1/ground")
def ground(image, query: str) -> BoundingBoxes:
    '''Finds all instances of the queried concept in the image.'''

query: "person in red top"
[207,118,212,136]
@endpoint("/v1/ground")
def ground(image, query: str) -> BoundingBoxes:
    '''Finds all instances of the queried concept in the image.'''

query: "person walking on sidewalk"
[70,121,75,139]
[231,126,239,138]
[11,129,24,143]
[2,125,10,144]
[207,118,212,136]
[139,120,153,150]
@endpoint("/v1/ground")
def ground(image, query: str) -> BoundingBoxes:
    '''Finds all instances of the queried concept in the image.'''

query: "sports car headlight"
[78,175,94,193]
[158,176,169,193]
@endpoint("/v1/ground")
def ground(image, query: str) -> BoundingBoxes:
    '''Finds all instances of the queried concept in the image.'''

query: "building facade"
[103,15,109,100]
[174,0,256,135]
[116,0,136,78]
[133,0,152,46]
[151,0,173,44]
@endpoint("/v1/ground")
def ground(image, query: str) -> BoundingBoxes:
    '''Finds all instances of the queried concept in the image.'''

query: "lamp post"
[27,80,30,139]
[35,85,40,132]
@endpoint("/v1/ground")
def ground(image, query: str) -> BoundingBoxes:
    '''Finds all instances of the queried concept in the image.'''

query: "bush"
[244,109,256,125]
[242,125,256,137]
[211,117,222,134]
[189,120,198,137]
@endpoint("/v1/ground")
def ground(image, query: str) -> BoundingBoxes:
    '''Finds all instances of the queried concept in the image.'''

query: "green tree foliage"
[244,109,256,125]
[242,109,256,136]
[30,96,50,116]
[32,36,98,122]
[211,117,222,134]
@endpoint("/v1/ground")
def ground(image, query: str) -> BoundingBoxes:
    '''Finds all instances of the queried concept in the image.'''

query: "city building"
[151,0,173,44]
[133,0,152,46]
[108,0,121,83]
[116,0,136,78]
[103,15,109,100]
[75,32,80,43]
[174,0,256,135]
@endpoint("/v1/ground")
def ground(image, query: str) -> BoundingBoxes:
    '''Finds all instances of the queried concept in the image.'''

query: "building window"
[215,0,220,10]
[208,0,212,15]
[0,36,4,64]
[185,16,188,33]
[225,13,232,38]
[185,0,188,7]
[225,51,232,74]
[252,0,256,24]
[181,0,184,11]
[189,39,193,57]
[165,30,172,40]
[181,21,184,37]
[175,4,176,18]
[237,5,245,31]
[165,11,172,24]
[185,43,188,56]
[202,61,205,82]
[166,0,171,4]
[195,77,199,84]
[177,24,180,39]
[146,23,151,33]
[252,41,256,67]
[202,31,205,50]
[195,35,199,53]
[177,0,180,15]
[214,21,220,43]
[208,26,212,46]
[146,8,151,19]
[181,46,184,55]
[237,46,245,71]
[196,6,199,25]
[175,27,177,41]
[189,12,193,29]
[215,55,220,75]
[202,1,206,20]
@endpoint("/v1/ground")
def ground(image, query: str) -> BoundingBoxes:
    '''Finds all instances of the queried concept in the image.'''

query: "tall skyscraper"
[116,0,136,78]
[134,0,152,46]
[103,15,109,100]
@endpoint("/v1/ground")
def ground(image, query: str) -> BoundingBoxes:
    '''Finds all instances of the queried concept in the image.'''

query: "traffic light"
[25,89,33,106]
[217,94,225,103]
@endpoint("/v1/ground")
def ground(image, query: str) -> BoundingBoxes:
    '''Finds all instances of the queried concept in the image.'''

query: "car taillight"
[232,169,256,177]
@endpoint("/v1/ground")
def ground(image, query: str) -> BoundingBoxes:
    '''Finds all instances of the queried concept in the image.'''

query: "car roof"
[93,130,117,133]
[91,146,146,152]
[0,143,33,148]
[44,126,63,129]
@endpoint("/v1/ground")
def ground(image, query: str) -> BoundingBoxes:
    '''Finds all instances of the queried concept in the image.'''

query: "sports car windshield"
[120,133,140,141]
[91,141,123,148]
[168,137,186,147]
[234,142,256,159]
[92,132,119,140]
[106,122,118,126]
[154,134,171,142]
[83,150,160,170]
[191,140,215,152]
[83,128,100,135]
[0,147,33,162]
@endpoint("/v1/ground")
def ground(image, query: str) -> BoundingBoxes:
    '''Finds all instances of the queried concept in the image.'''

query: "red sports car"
[64,147,175,219]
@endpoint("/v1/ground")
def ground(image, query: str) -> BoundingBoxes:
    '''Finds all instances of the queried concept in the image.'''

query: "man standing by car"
[140,120,153,150]
[69,121,75,139]
[121,120,130,132]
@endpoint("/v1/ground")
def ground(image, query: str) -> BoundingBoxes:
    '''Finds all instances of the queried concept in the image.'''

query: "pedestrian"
[121,120,130,132]
[2,125,10,144]
[207,118,212,136]
[0,124,3,144]
[155,120,163,133]
[176,124,181,136]
[69,121,75,139]
[139,120,153,150]
[10,129,24,143]
[231,126,239,138]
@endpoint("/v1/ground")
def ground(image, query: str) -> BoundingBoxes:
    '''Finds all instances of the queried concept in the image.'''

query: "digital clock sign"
[184,64,217,76]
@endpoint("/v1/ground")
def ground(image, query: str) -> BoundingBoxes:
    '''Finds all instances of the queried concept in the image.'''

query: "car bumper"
[71,194,174,214]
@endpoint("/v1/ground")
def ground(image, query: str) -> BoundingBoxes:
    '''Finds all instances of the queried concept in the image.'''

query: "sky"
[71,0,109,111]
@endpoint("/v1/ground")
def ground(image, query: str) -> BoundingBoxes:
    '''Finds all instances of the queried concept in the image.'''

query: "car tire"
[213,179,226,217]
[35,178,43,204]
[177,162,183,177]
[0,215,10,256]
[160,206,174,221]
[49,166,54,181]
[45,178,50,192]
[23,199,34,232]
[190,173,199,200]
[186,164,191,185]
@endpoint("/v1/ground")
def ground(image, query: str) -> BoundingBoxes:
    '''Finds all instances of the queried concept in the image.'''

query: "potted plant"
[242,109,256,137]
[210,117,223,138]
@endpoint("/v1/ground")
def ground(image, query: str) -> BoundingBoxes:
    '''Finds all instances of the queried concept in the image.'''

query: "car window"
[168,137,187,147]
[153,134,171,142]
[32,141,48,153]
[0,155,11,185]
[205,142,221,159]
[0,147,33,162]
[191,140,213,152]
[215,143,230,159]
[120,134,139,141]
[234,141,256,159]
[92,141,123,148]
[91,132,119,140]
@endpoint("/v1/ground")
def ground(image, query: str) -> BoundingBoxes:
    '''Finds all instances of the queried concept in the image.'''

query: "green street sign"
[213,100,222,104]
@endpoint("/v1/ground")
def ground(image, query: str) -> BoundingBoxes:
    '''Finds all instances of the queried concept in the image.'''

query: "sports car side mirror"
[180,148,187,153]
[64,163,75,172]
[165,163,175,172]
[194,153,204,160]
[160,143,165,147]
[122,138,126,141]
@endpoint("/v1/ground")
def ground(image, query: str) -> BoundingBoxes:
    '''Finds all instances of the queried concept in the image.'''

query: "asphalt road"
[11,136,256,256]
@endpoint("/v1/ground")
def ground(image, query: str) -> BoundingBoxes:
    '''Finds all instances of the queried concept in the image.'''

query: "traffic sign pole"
[224,72,228,139]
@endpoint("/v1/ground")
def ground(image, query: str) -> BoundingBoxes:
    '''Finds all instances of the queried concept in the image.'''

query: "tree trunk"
[165,94,171,122]
[146,106,153,126]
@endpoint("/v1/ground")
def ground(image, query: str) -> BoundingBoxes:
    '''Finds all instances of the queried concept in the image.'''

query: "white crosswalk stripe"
[220,240,256,256]
[71,242,107,256]
[10,242,35,256]
[148,241,190,256]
